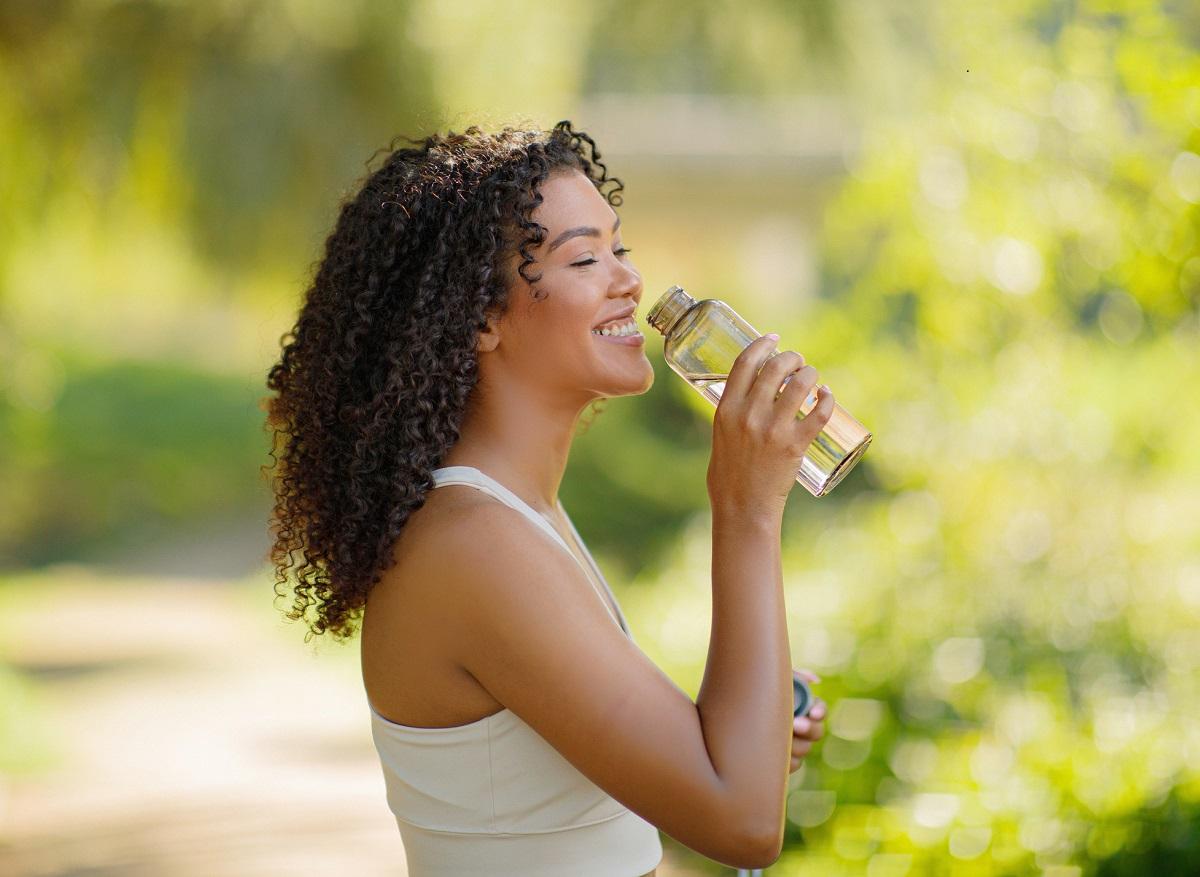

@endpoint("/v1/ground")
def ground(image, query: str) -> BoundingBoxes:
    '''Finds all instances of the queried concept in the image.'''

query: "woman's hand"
[790,669,825,773]
[707,334,835,523]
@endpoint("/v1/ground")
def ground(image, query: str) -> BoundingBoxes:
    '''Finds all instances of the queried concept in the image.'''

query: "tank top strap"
[431,466,569,551]
[430,466,629,636]
[557,497,634,641]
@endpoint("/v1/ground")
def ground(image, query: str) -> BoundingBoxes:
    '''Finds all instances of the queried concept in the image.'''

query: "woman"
[264,120,830,875]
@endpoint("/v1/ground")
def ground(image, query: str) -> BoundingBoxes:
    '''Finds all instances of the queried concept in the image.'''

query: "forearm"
[696,508,792,844]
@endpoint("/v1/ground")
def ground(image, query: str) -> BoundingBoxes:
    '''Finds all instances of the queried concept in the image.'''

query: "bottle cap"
[793,675,814,717]
[646,285,697,336]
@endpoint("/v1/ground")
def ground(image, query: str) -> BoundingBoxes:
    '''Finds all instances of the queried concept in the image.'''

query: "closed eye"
[571,247,633,268]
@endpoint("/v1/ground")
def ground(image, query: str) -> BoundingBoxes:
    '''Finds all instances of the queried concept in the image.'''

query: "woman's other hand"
[790,669,825,773]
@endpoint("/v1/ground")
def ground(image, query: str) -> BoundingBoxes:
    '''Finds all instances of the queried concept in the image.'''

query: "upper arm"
[425,503,772,867]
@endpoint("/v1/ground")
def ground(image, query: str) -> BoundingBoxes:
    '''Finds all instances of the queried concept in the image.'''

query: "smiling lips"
[591,318,644,345]
[592,304,637,329]
[591,317,639,336]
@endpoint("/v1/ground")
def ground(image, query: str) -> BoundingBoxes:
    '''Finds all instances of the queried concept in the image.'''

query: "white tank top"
[368,465,664,876]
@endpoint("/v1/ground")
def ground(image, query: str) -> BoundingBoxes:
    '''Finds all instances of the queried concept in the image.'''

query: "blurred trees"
[620,2,1200,873]
[1,0,1198,872]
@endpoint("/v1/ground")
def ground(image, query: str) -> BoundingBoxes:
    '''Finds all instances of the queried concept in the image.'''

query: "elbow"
[749,828,785,869]
[725,824,784,870]
[697,775,786,867]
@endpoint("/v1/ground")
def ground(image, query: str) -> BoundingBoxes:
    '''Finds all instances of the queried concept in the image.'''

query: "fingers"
[749,349,809,413]
[778,377,834,435]
[774,359,817,404]
[790,734,814,772]
[722,334,782,410]
[791,670,825,772]
[808,698,827,722]
[790,715,823,771]
[791,714,823,771]
[793,713,825,741]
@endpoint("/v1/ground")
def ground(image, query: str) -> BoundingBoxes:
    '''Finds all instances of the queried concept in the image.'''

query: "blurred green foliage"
[1,0,1199,874]
[616,3,1200,875]
[1,353,269,565]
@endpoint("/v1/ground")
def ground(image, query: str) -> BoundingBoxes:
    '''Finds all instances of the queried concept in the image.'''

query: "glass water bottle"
[646,285,873,498]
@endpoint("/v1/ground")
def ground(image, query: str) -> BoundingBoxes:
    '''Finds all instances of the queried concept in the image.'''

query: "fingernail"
[794,717,809,732]
[764,333,779,340]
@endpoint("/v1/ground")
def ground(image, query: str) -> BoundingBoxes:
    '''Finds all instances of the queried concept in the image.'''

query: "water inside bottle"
[684,370,869,497]
[651,287,872,497]
[685,372,819,411]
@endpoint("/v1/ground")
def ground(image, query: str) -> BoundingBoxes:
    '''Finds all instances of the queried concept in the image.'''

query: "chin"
[584,350,655,398]
[611,365,655,397]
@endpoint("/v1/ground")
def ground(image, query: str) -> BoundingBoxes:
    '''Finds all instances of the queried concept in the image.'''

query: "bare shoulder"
[387,489,560,624]
[378,486,501,585]
[425,498,770,867]
[361,487,526,724]
[368,485,551,652]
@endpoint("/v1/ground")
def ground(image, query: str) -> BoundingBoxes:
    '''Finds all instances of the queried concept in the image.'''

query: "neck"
[439,381,595,515]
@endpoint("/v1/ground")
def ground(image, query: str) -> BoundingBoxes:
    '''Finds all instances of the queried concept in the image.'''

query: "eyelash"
[571,247,633,267]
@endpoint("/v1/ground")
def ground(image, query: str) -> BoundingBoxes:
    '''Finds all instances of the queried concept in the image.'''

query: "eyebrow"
[547,215,621,253]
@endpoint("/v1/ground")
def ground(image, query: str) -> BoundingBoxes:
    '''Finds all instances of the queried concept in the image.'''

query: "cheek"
[528,311,595,362]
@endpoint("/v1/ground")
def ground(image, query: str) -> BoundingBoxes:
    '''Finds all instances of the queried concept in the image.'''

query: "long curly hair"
[263,120,625,643]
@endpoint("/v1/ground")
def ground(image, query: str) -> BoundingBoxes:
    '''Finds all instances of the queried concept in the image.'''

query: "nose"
[611,258,642,301]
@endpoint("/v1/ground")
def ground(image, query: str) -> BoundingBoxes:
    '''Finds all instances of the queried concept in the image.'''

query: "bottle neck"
[646,285,698,337]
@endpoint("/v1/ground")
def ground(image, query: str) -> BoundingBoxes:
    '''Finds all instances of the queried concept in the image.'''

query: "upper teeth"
[592,318,639,336]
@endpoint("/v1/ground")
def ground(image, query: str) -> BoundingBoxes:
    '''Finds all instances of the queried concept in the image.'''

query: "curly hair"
[263,119,625,643]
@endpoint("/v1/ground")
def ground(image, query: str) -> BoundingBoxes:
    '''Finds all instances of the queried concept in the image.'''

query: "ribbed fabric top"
[368,465,664,876]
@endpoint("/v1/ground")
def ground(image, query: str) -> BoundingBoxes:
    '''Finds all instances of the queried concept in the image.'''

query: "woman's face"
[491,168,655,403]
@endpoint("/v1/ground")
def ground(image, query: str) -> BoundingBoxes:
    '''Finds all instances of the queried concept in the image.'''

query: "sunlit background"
[2,1,1199,874]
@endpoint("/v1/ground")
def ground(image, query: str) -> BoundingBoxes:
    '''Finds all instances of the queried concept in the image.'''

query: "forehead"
[534,170,616,230]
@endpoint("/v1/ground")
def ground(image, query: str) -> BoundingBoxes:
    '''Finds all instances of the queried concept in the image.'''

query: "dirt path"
[0,569,710,875]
